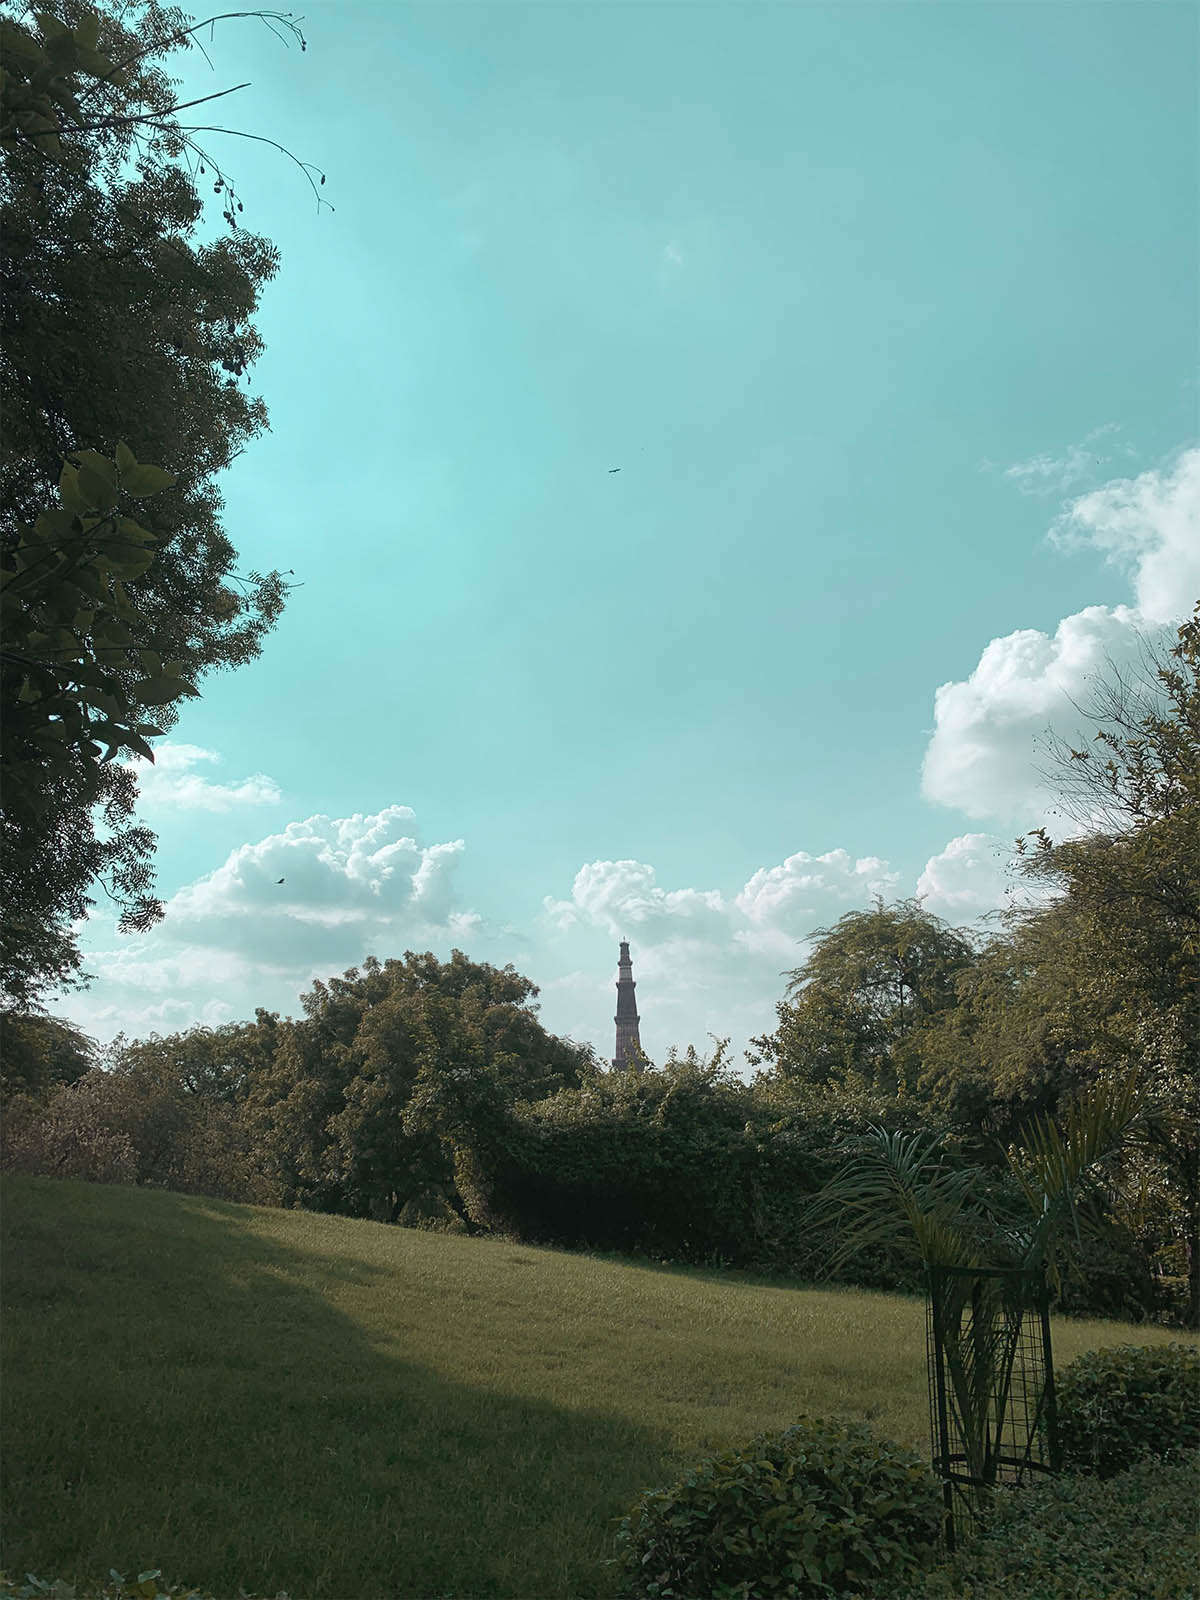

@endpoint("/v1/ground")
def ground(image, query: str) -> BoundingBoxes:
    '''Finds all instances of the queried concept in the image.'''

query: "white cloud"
[58,807,483,1040]
[923,450,1197,827]
[1002,423,1126,497]
[916,833,1016,919]
[64,819,1028,1069]
[543,848,907,1063]
[1049,447,1200,624]
[546,859,726,940]
[735,850,900,954]
[167,806,476,956]
[131,743,282,812]
[921,604,1142,822]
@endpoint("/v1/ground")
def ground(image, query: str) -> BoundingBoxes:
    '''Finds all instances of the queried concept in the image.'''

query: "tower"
[613,939,643,1072]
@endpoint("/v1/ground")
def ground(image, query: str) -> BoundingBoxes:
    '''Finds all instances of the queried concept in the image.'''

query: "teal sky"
[65,1,1199,1062]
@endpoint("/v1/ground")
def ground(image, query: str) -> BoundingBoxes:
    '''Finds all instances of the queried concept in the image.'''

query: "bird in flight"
[276,877,285,884]
[608,467,621,473]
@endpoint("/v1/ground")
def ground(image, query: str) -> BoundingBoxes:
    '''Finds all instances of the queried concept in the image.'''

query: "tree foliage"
[0,1007,94,1097]
[3,617,1195,1323]
[749,899,977,1098]
[237,952,593,1223]
[1,1,310,1002]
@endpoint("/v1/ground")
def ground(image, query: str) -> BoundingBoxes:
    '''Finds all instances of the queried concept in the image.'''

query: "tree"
[1,2,319,1002]
[242,953,591,1223]
[1013,604,1200,1325]
[113,1009,282,1104]
[0,447,201,1002]
[0,1008,94,1098]
[749,899,976,1098]
[843,608,1200,1323]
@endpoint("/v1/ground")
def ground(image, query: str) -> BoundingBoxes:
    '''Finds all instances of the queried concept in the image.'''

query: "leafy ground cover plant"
[0,1575,232,1600]
[892,1451,1200,1600]
[613,1417,944,1599]
[1056,1341,1200,1478]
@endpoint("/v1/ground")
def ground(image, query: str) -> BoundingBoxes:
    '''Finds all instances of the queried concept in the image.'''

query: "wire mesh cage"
[926,1263,1060,1547]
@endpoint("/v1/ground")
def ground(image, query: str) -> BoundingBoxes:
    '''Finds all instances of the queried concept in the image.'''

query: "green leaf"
[83,691,124,718]
[120,463,176,497]
[58,461,87,515]
[116,516,155,544]
[121,732,157,761]
[129,677,199,706]
[74,8,100,52]
[76,466,118,513]
[33,509,77,542]
[92,620,134,647]
[115,440,138,473]
[102,545,156,579]
[69,449,116,486]
[65,564,107,602]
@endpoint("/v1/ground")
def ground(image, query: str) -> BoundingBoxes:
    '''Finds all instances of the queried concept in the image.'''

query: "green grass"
[1,1177,1189,1600]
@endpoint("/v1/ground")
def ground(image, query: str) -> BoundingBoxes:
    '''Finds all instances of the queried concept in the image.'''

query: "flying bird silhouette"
[608,467,621,473]
[276,877,285,884]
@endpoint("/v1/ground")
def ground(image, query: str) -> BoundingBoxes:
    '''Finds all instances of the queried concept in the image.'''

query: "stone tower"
[613,939,643,1072]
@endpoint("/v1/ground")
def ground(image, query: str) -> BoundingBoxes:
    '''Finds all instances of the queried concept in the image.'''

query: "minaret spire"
[613,938,643,1072]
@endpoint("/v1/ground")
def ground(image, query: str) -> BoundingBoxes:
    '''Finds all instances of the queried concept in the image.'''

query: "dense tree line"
[3,611,1197,1324]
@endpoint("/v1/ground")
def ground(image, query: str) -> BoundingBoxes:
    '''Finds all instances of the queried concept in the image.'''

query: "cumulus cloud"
[167,807,477,957]
[546,859,725,940]
[542,848,909,1061]
[131,743,282,812]
[921,604,1142,822]
[1049,447,1200,624]
[923,450,1197,826]
[916,833,1016,920]
[60,807,483,1040]
[735,850,900,955]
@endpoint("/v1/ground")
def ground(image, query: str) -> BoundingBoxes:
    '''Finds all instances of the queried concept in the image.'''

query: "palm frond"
[1006,1062,1147,1286]
[803,1126,990,1276]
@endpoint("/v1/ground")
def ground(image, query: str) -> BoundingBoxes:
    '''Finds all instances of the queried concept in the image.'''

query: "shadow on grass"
[1,1178,666,1600]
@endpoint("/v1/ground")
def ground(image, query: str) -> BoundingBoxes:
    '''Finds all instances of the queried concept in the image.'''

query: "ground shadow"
[1,1177,668,1599]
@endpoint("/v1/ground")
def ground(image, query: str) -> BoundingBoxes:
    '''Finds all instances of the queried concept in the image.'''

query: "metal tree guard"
[926,1262,1061,1547]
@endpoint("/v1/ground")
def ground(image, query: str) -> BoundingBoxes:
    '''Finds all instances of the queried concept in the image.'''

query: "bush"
[897,1451,1199,1599]
[1056,1341,1200,1478]
[0,1069,276,1204]
[0,1574,286,1600]
[613,1417,944,1599]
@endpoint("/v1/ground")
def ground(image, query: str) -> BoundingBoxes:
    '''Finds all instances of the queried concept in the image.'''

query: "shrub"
[896,1451,1199,1599]
[613,1417,944,1599]
[0,1070,275,1204]
[1056,1341,1200,1478]
[0,1574,290,1600]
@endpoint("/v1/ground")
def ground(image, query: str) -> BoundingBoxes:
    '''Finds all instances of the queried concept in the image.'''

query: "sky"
[59,0,1199,1066]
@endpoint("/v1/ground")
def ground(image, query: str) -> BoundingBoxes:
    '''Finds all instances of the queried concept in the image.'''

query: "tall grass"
[1,1177,1186,1599]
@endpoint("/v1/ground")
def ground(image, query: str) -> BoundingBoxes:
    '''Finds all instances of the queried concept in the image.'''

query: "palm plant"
[804,1066,1152,1515]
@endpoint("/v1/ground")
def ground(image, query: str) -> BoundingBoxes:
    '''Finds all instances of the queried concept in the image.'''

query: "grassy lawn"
[1,1176,1189,1599]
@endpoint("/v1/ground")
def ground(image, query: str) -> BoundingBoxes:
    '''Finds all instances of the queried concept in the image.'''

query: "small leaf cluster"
[894,1450,1199,1600]
[1055,1340,1200,1479]
[0,1570,292,1600]
[1,446,193,823]
[613,1417,944,1599]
